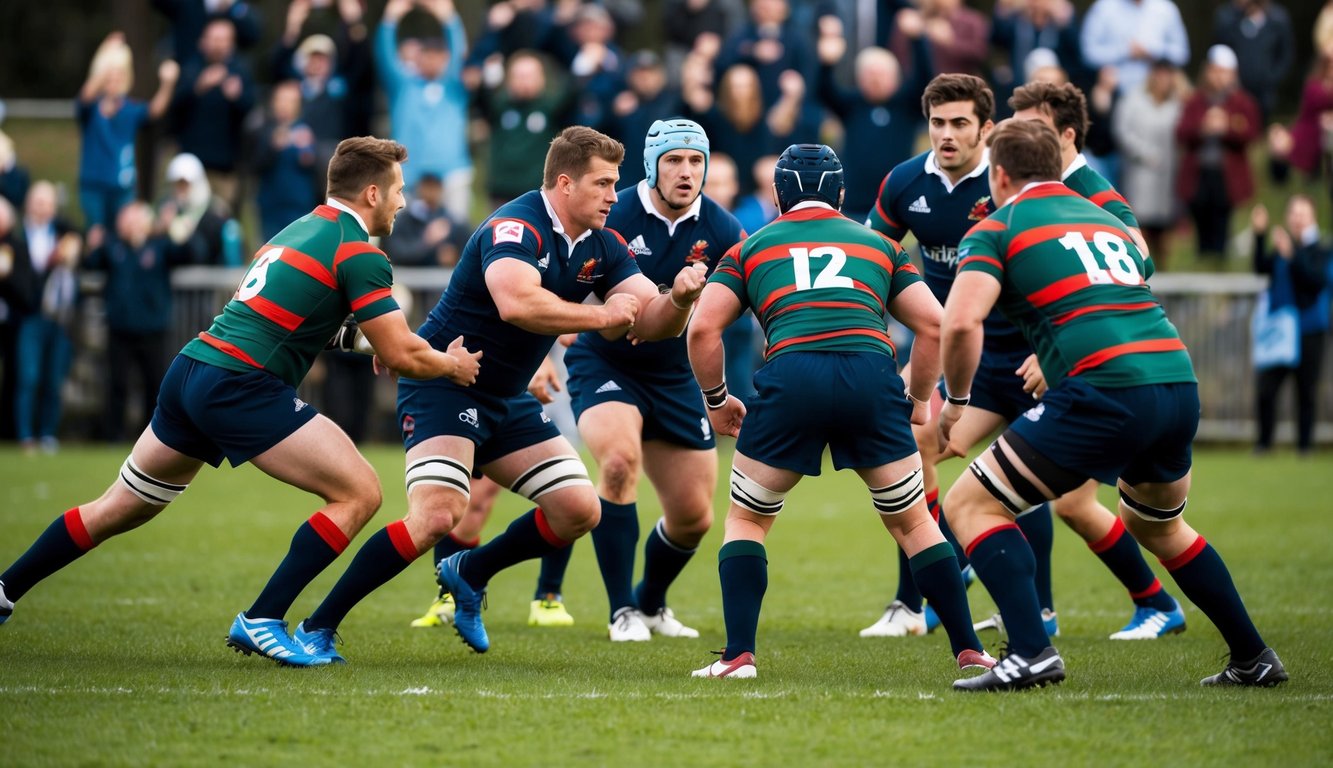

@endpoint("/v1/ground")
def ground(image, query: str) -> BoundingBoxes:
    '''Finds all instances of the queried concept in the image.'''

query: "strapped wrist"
[702,381,728,410]
[945,392,970,406]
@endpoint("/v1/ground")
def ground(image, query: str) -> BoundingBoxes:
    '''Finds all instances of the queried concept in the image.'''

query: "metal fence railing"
[61,269,1332,445]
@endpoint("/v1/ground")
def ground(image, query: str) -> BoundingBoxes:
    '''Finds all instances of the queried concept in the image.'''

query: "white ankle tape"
[509,455,592,501]
[869,468,924,515]
[119,457,187,505]
[406,456,472,498]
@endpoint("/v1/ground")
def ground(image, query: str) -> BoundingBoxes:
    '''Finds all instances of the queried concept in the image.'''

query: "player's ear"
[980,119,995,141]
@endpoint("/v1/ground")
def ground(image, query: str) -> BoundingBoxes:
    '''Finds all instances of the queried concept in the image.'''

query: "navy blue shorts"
[564,345,715,450]
[737,351,919,476]
[1005,378,1198,487]
[939,345,1035,422]
[397,378,561,466]
[150,355,318,468]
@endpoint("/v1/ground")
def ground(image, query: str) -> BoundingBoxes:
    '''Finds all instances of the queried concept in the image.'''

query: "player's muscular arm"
[888,282,944,405]
[939,271,1001,441]
[357,309,482,384]
[608,263,708,342]
[687,283,746,437]
[486,259,637,334]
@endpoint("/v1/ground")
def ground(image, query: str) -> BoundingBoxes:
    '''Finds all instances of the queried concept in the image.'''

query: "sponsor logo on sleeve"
[493,219,525,245]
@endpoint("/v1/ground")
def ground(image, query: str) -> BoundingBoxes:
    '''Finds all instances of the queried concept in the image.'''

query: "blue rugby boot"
[1110,598,1187,640]
[436,552,489,653]
[294,622,346,664]
[227,612,329,667]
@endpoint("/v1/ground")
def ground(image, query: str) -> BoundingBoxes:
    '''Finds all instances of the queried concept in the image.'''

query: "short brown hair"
[1008,81,1089,152]
[326,137,407,200]
[542,126,625,189]
[922,73,995,124]
[986,119,1063,184]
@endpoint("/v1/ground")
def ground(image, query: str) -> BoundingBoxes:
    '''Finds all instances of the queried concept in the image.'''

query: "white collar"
[1009,180,1066,205]
[1061,153,1088,181]
[789,200,835,212]
[540,189,593,251]
[924,149,990,194]
[326,197,369,236]
[636,180,702,237]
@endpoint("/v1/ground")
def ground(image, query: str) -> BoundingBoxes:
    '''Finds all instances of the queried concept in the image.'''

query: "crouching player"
[686,144,994,679]
[942,119,1286,691]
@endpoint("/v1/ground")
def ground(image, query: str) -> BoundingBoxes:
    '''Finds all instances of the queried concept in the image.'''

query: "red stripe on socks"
[1088,517,1126,554]
[925,488,941,522]
[385,520,420,562]
[533,507,570,548]
[63,508,95,551]
[308,511,350,553]
[964,522,1022,559]
[1130,577,1163,600]
[449,532,481,549]
[1160,535,1207,571]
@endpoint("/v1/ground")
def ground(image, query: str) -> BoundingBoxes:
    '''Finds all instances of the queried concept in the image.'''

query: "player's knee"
[597,452,638,499]
[542,491,601,539]
[510,454,593,503]
[729,466,786,517]
[666,504,713,542]
[869,468,925,516]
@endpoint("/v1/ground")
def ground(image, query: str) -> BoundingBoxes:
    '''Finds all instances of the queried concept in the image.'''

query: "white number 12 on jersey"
[790,246,853,291]
[1057,231,1142,285]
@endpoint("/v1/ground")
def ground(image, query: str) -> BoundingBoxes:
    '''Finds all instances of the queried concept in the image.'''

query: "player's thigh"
[642,441,718,526]
[577,400,645,472]
[81,425,208,537]
[947,431,1087,542]
[403,434,477,532]
[251,414,379,504]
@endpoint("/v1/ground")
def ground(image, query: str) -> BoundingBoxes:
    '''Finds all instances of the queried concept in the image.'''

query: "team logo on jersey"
[595,380,622,394]
[908,195,932,214]
[401,414,415,438]
[293,397,308,412]
[493,219,525,245]
[968,196,993,221]
[540,411,551,424]
[687,240,709,264]
[459,408,480,428]
[628,235,652,257]
[576,258,599,283]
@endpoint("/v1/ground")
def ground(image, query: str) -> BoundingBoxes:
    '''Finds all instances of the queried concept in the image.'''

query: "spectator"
[702,151,740,210]
[1288,42,1333,188]
[1083,65,1121,185]
[382,172,469,268]
[83,201,191,442]
[715,0,820,140]
[252,80,319,243]
[608,51,684,187]
[686,63,801,197]
[1081,0,1189,95]
[1176,45,1262,262]
[732,152,780,234]
[465,0,574,71]
[702,150,762,404]
[990,0,1083,112]
[565,3,626,133]
[816,13,932,223]
[477,51,572,208]
[1251,198,1330,456]
[892,0,989,81]
[271,0,376,178]
[376,0,472,223]
[663,0,744,83]
[1024,47,1070,85]
[1114,58,1186,265]
[0,196,22,439]
[0,102,31,211]
[12,182,82,454]
[158,152,236,266]
[171,16,257,215]
[77,33,178,250]
[1213,0,1295,124]
[1320,1,1333,52]
[152,0,262,65]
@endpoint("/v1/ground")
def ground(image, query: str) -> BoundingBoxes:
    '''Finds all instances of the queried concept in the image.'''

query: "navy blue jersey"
[867,150,1026,353]
[417,190,642,397]
[571,182,746,372]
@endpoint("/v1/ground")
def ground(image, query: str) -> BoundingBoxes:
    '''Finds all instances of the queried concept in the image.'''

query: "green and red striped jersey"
[709,204,921,361]
[957,183,1194,389]
[181,203,400,387]
[1064,155,1140,231]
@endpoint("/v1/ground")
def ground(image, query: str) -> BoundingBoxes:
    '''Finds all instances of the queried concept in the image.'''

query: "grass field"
[2,443,1331,767]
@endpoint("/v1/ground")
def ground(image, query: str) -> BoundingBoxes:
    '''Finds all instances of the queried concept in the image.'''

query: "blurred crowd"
[0,0,1330,451]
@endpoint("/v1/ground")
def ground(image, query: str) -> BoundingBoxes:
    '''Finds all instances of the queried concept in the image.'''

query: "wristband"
[945,392,970,407]
[702,382,728,410]
[906,392,928,406]
[670,293,692,311]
